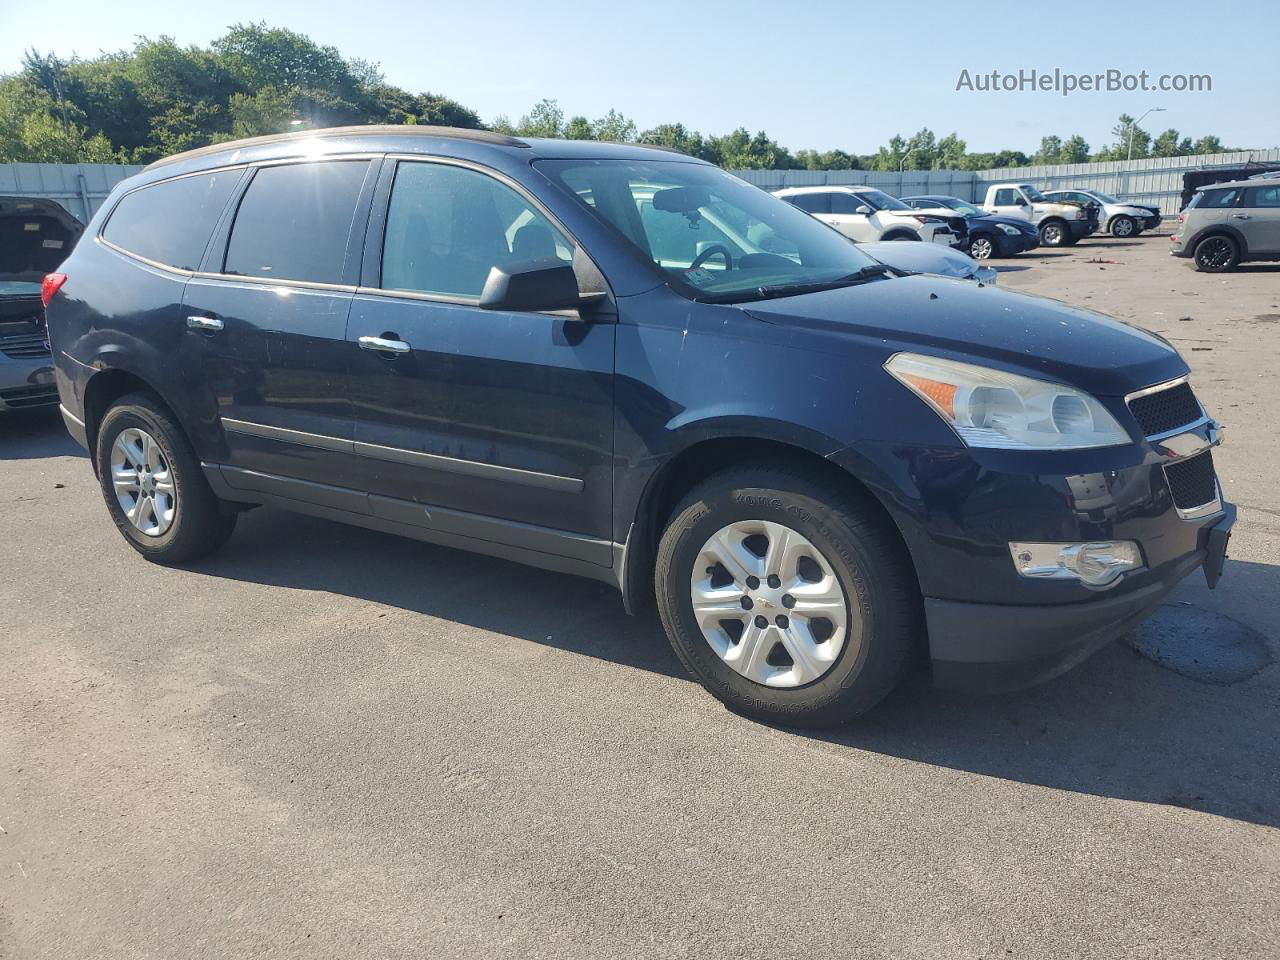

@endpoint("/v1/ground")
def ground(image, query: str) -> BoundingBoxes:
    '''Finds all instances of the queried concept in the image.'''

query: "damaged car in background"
[1,196,82,413]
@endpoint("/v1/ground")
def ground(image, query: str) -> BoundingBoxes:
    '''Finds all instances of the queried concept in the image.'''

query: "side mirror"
[479,258,583,313]
[855,205,873,216]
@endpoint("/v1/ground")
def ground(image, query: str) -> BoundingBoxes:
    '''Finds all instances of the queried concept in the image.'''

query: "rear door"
[346,157,615,552]
[181,158,378,494]
[1239,185,1280,253]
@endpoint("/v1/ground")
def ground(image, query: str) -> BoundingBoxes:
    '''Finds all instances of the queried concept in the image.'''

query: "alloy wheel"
[690,519,850,688]
[1196,238,1233,270]
[1111,216,1134,237]
[969,236,994,260]
[1041,223,1064,246]
[111,427,176,537]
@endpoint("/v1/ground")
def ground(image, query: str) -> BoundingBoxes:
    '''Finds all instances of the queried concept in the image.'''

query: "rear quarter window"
[102,171,240,270]
[1198,188,1242,209]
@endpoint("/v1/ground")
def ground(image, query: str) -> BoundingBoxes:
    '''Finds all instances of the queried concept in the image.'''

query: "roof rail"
[143,124,529,171]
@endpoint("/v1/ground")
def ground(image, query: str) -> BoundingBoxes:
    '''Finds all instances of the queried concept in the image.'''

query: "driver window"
[381,161,572,299]
[994,188,1018,205]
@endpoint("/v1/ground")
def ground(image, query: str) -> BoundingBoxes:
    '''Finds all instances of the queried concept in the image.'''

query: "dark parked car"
[1,196,82,412]
[46,126,1234,726]
[902,195,1040,259]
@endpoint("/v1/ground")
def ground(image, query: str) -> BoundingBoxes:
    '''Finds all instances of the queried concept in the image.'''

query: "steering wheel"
[689,244,734,271]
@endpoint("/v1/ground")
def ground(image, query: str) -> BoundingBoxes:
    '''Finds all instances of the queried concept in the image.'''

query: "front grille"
[0,384,58,409]
[1164,451,1217,511]
[0,332,52,359]
[1128,381,1203,437]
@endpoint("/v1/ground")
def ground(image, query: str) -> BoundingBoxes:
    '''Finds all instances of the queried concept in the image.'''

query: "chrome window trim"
[220,418,583,493]
[191,271,359,294]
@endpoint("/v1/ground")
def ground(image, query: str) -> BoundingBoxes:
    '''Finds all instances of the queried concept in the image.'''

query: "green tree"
[592,108,636,143]
[1191,135,1226,155]
[935,133,966,169]
[563,115,594,140]
[513,99,564,138]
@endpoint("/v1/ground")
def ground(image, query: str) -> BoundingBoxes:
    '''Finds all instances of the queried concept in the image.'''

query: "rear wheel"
[1193,234,1239,272]
[1110,215,1136,238]
[95,394,236,563]
[655,465,918,727]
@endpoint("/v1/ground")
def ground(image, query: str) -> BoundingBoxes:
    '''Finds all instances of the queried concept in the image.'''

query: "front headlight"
[998,224,1020,235]
[884,353,1131,450]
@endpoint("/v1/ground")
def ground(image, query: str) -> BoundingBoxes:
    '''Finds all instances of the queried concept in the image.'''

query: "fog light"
[1009,541,1143,587]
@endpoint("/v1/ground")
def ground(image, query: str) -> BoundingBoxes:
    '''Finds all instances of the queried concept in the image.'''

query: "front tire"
[1039,219,1068,247]
[968,235,995,260]
[95,394,236,563]
[1193,234,1239,272]
[1110,215,1136,238]
[655,465,918,727]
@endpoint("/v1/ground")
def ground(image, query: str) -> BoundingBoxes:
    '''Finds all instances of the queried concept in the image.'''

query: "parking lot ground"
[2,234,1278,959]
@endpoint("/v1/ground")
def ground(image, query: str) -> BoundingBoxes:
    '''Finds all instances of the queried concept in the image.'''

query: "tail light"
[1177,213,1186,223]
[41,273,67,307]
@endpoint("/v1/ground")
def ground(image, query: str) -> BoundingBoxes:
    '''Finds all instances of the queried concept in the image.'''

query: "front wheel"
[1039,220,1068,247]
[655,465,918,727]
[968,235,995,260]
[95,394,237,563]
[1110,215,1136,238]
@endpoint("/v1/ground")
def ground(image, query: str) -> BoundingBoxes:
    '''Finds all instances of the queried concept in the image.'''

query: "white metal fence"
[0,163,144,223]
[3,149,1279,223]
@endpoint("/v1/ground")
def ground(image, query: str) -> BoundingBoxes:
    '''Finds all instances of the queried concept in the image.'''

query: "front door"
[347,158,615,555]
[181,158,377,493]
[827,192,878,241]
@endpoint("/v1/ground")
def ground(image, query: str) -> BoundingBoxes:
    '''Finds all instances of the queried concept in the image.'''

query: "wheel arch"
[618,431,919,616]
[81,365,184,474]
[1189,225,1249,258]
[880,228,919,241]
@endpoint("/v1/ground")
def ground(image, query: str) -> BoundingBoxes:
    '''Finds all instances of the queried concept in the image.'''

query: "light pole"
[1127,108,1165,161]
[899,146,915,172]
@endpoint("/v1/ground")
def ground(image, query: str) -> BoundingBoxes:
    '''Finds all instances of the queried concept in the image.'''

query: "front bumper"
[928,504,1234,691]
[995,233,1038,256]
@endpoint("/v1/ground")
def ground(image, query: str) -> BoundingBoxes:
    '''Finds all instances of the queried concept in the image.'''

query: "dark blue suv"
[45,126,1234,725]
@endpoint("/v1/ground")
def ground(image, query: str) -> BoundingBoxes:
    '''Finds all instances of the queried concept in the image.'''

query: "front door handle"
[358,335,411,355]
[1230,213,1251,219]
[186,315,223,332]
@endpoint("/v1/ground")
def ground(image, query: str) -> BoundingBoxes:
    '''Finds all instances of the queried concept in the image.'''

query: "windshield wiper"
[748,263,893,300]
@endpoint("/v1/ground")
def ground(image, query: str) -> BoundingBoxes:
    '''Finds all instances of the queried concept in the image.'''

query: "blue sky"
[0,0,1275,154]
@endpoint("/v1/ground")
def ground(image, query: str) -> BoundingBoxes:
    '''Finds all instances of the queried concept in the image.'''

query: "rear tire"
[1193,234,1239,272]
[655,465,918,727]
[95,394,236,564]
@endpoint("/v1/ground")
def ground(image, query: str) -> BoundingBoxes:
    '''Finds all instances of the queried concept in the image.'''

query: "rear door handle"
[358,335,411,355]
[186,315,223,332]
[1230,213,1251,219]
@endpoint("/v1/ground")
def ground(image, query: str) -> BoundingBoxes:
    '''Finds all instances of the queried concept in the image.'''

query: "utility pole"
[1127,107,1165,161]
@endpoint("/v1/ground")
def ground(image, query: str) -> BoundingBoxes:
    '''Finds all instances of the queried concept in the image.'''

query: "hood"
[858,241,981,281]
[0,196,84,285]
[741,274,1185,396]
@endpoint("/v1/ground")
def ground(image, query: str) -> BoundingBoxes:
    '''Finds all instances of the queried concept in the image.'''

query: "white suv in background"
[774,186,965,247]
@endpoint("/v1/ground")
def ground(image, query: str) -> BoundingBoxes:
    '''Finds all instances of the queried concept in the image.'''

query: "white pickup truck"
[979,183,1097,247]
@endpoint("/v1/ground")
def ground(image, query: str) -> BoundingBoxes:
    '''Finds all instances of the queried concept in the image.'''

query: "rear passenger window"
[381,162,572,299]
[1199,188,1241,209]
[103,171,239,271]
[224,161,370,284]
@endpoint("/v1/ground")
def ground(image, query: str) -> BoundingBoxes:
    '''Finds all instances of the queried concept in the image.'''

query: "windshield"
[0,281,42,297]
[1090,191,1118,204]
[535,159,881,301]
[857,189,911,212]
[1020,185,1048,203]
[947,200,985,218]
